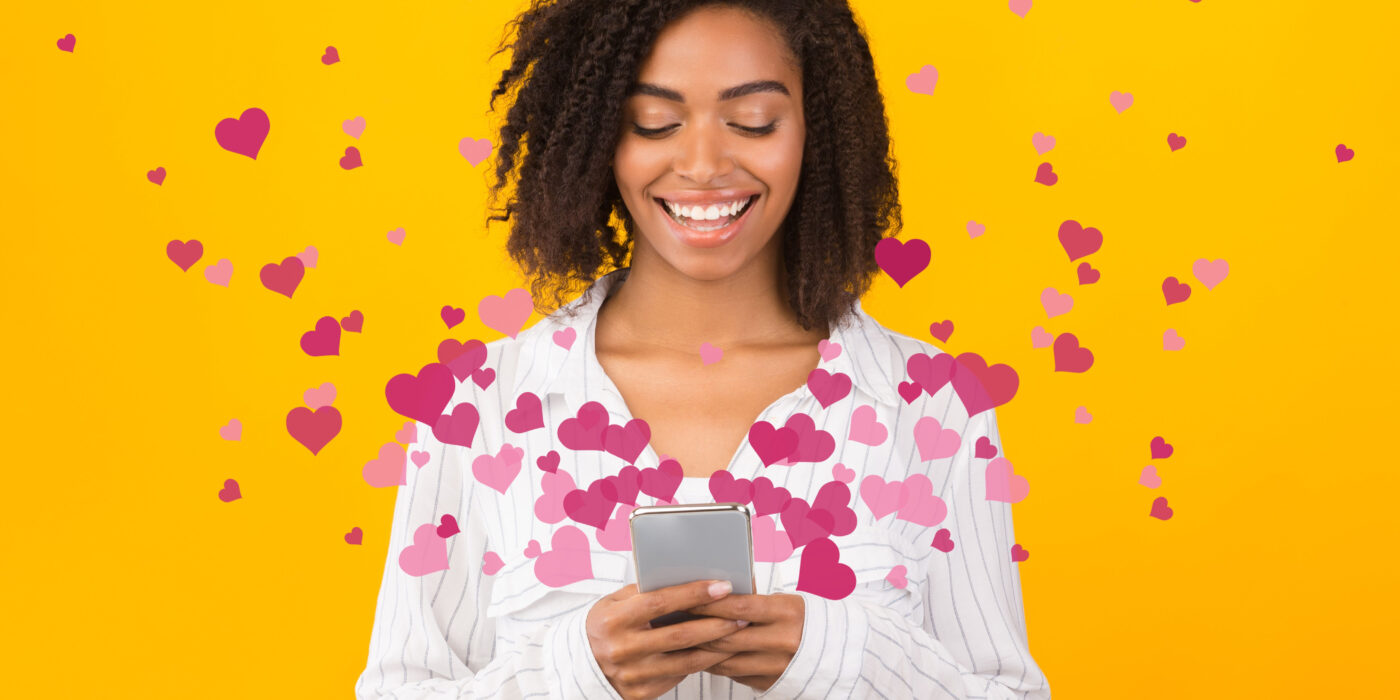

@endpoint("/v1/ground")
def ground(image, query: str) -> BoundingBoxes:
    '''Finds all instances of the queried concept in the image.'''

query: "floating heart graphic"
[57,34,76,52]
[1150,436,1174,459]
[472,367,496,390]
[796,538,856,600]
[505,392,545,433]
[218,478,241,502]
[167,239,202,271]
[437,514,460,538]
[215,107,270,160]
[535,470,576,524]
[1162,277,1191,305]
[1335,144,1355,162]
[482,551,505,575]
[1140,466,1162,488]
[596,505,634,552]
[439,338,488,382]
[479,288,533,338]
[1150,497,1174,520]
[385,362,455,426]
[1077,261,1100,285]
[431,401,480,448]
[1031,131,1054,154]
[411,450,430,468]
[563,479,619,529]
[300,316,341,357]
[752,514,794,563]
[906,352,1019,418]
[708,470,753,505]
[784,413,836,463]
[386,227,406,245]
[339,146,363,169]
[640,459,683,502]
[1167,133,1187,151]
[699,342,723,365]
[779,498,834,548]
[811,481,857,536]
[321,46,339,65]
[1011,544,1030,562]
[558,402,610,451]
[966,220,986,239]
[553,327,577,349]
[342,116,366,139]
[831,463,855,484]
[1052,333,1094,373]
[340,310,364,332]
[1041,288,1073,318]
[750,477,792,517]
[895,473,947,527]
[344,527,363,545]
[441,306,466,329]
[1058,220,1103,261]
[974,436,997,459]
[914,416,961,461]
[1163,329,1185,351]
[806,368,852,408]
[1074,406,1093,424]
[260,256,305,298]
[929,320,953,343]
[362,443,407,488]
[286,405,342,455]
[817,339,842,361]
[985,457,1030,503]
[524,540,542,558]
[1109,91,1134,113]
[1031,326,1053,349]
[396,421,418,445]
[1034,162,1058,186]
[897,381,922,404]
[906,64,938,95]
[535,526,594,587]
[603,466,642,506]
[859,475,908,520]
[147,167,166,185]
[1193,258,1229,290]
[472,444,523,494]
[847,405,888,446]
[747,421,799,467]
[398,524,448,577]
[885,565,908,589]
[536,450,561,474]
[297,245,319,269]
[874,236,931,287]
[931,528,954,553]
[219,419,242,441]
[603,419,651,464]
[459,137,493,166]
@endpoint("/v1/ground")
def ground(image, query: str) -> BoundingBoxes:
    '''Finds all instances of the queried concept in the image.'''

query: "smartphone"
[629,502,755,628]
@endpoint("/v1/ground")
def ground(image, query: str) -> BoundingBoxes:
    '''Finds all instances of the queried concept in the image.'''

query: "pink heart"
[1074,406,1093,424]
[859,475,907,520]
[385,362,455,426]
[167,239,203,271]
[396,421,418,445]
[1077,261,1100,285]
[431,402,481,448]
[564,479,619,529]
[553,327,577,349]
[536,450,560,474]
[147,167,166,185]
[320,46,340,65]
[300,317,341,357]
[260,255,305,298]
[439,338,488,382]
[752,514,794,563]
[847,405,888,446]
[929,320,953,343]
[966,220,986,239]
[524,540,542,558]
[215,107,270,160]
[874,236,931,287]
[1150,436,1174,459]
[796,538,856,600]
[57,34,76,52]
[885,565,908,589]
[286,405,342,455]
[411,450,430,468]
[603,419,651,464]
[779,498,834,548]
[1139,466,1162,488]
[339,146,363,169]
[342,116,366,139]
[472,367,496,390]
[747,421,800,467]
[810,482,857,536]
[218,478,241,502]
[906,352,1019,418]
[831,463,855,484]
[931,528,954,553]
[1109,90,1134,114]
[1011,544,1030,562]
[1150,497,1174,520]
[1162,276,1191,305]
[1031,131,1054,154]
[817,339,842,361]
[482,551,505,575]
[1052,333,1094,373]
[386,227,406,245]
[303,382,336,409]
[806,368,852,408]
[1034,162,1058,186]
[458,137,493,166]
[362,443,408,488]
[437,514,460,538]
[344,527,363,545]
[709,470,753,505]
[1192,258,1229,290]
[640,459,683,502]
[1163,328,1185,351]
[906,64,938,95]
[595,504,634,552]
[297,245,318,269]
[784,414,836,464]
[535,527,594,587]
[1336,143,1355,163]
[1058,220,1103,261]
[398,524,448,576]
[505,392,544,433]
[603,466,642,506]
[471,444,523,494]
[219,419,242,441]
[913,416,961,461]
[441,305,466,329]
[558,402,610,451]
[974,436,997,459]
[1040,287,1073,318]
[1167,133,1187,152]
[699,342,723,365]
[750,477,792,517]
[1031,326,1053,349]
[897,381,922,404]
[534,470,576,524]
[985,457,1030,503]
[895,474,947,527]
[479,288,533,338]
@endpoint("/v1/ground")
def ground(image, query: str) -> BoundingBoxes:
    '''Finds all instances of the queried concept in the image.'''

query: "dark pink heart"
[300,316,341,357]
[603,466,642,506]
[873,236,931,288]
[1057,219,1102,261]
[603,419,651,464]
[436,514,460,538]
[796,537,855,600]
[931,528,954,553]
[215,107,270,160]
[750,477,792,517]
[974,436,997,459]
[810,481,856,537]
[563,479,619,529]
[339,146,363,169]
[897,381,922,404]
[748,421,799,467]
[806,369,852,408]
[438,338,487,382]
[1052,333,1094,373]
[166,239,203,271]
[536,450,560,474]
[1077,261,1100,285]
[780,498,835,549]
[1034,162,1058,186]
[1162,276,1191,305]
[1150,436,1173,459]
[431,402,480,448]
[259,255,305,298]
[640,458,683,502]
[340,309,364,332]
[505,392,544,433]
[385,362,455,426]
[441,305,466,329]
[708,470,753,505]
[558,402,610,451]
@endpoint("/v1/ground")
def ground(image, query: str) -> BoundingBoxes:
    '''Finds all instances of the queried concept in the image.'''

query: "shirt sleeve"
[757,408,1052,699]
[354,417,624,700]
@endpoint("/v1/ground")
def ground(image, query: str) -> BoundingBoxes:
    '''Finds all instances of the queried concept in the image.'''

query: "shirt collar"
[509,268,903,410]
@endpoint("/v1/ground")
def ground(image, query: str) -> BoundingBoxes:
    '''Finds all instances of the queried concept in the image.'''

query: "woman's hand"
[686,592,805,693]
[586,580,750,700]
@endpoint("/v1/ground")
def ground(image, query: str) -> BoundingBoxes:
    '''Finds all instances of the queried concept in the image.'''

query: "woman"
[356,1,1051,698]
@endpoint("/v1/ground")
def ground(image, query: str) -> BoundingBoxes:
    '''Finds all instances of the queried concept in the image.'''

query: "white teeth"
[663,196,752,222]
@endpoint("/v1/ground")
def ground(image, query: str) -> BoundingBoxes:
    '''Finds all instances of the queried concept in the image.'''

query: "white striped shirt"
[355,267,1051,699]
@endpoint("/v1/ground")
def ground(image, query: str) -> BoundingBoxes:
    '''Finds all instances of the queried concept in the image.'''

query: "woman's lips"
[654,195,757,249]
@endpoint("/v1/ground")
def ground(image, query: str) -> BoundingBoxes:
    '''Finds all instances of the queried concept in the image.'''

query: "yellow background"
[4,1,1396,697]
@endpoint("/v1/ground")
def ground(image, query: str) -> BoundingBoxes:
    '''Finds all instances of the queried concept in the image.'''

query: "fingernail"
[736,620,750,628]
[709,580,732,598]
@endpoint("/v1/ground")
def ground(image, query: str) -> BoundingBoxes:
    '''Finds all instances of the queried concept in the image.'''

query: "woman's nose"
[672,124,732,182]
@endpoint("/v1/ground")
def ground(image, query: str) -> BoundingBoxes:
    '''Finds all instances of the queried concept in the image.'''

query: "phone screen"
[630,504,755,627]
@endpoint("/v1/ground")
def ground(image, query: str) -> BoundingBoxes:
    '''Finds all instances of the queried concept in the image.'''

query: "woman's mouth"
[653,194,758,249]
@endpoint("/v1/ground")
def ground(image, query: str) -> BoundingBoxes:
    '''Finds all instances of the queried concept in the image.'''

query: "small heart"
[966,220,986,239]
[147,167,166,185]
[1150,436,1174,459]
[885,565,908,589]
[321,46,340,65]
[699,342,723,365]
[472,367,496,390]
[441,306,466,328]
[167,239,203,271]
[1031,131,1054,154]
[1058,220,1103,261]
[297,246,318,269]
[344,527,363,545]
[339,146,363,170]
[1031,326,1053,349]
[1163,328,1185,351]
[1034,162,1058,186]
[1162,276,1191,305]
[1110,90,1134,114]
[1074,406,1093,424]
[482,551,505,575]
[1053,332,1094,373]
[218,478,242,502]
[1040,287,1073,318]
[1009,0,1033,18]
[897,381,922,404]
[553,327,577,350]
[1336,143,1354,163]
[831,463,855,484]
[1011,544,1030,562]
[219,419,242,441]
[1167,133,1187,152]
[931,528,954,553]
[817,339,842,362]
[1139,466,1162,489]
[204,259,233,286]
[57,34,76,52]
[906,64,937,95]
[303,382,337,410]
[386,227,406,245]
[215,107,270,160]
[536,450,560,474]
[459,137,493,166]
[874,236,931,288]
[1077,261,1100,285]
[342,116,366,139]
[411,450,430,468]
[929,320,953,343]
[974,437,997,459]
[340,310,364,333]
[1192,258,1229,290]
[523,539,542,558]
[397,422,418,445]
[437,514,460,538]
[1150,497,1174,520]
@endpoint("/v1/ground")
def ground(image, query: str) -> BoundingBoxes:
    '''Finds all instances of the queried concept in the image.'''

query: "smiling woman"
[355,1,1050,699]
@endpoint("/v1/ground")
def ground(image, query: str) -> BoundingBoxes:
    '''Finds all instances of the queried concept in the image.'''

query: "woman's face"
[612,6,805,282]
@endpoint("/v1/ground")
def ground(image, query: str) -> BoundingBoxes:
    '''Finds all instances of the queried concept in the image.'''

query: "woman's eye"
[630,122,777,138]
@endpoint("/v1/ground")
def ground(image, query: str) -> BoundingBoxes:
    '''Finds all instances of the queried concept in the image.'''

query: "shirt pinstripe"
[355,268,1051,699]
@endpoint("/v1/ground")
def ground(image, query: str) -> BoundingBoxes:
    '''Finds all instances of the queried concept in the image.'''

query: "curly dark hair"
[481,0,903,333]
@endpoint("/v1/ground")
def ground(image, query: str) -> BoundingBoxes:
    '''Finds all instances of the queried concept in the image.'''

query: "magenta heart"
[340,309,364,332]
[780,498,835,549]
[1077,261,1100,285]
[56,34,76,52]
[1167,133,1187,152]
[321,46,340,65]
[747,421,799,467]
[873,236,931,288]
[1150,497,1174,520]
[259,255,305,298]
[796,537,856,600]
[897,381,922,404]
[810,481,857,536]
[344,527,363,545]
[536,450,560,474]
[750,477,792,517]
[1336,143,1355,162]
[563,479,619,529]
[708,470,753,505]
[166,239,203,271]
[785,414,836,463]
[1162,276,1191,305]
[339,146,363,169]
[432,402,480,448]
[907,352,1018,419]
[806,369,852,408]
[385,362,455,426]
[1150,436,1174,459]
[215,107,270,160]
[472,367,495,390]
[1052,333,1094,373]
[147,167,166,185]
[640,458,683,502]
[505,392,544,433]
[1011,544,1030,561]
[441,306,466,329]
[975,436,998,459]
[1034,162,1058,186]
[300,316,341,357]
[218,478,241,502]
[931,528,954,553]
[603,419,651,464]
[438,338,487,382]
[558,402,610,451]
[1057,220,1102,261]
[929,320,953,343]
[603,466,642,506]
[286,405,342,455]
[437,514,460,538]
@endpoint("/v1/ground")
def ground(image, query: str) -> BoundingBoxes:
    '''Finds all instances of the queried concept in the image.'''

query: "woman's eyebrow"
[625,79,791,103]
